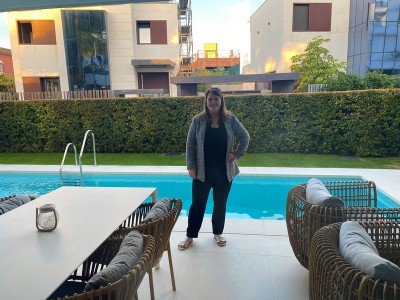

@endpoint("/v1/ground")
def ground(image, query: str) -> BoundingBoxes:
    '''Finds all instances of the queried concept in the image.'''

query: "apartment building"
[0,47,13,75]
[348,0,400,75]
[7,2,180,96]
[243,0,350,74]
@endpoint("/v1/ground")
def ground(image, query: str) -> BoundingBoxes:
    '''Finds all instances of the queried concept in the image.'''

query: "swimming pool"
[1,172,398,220]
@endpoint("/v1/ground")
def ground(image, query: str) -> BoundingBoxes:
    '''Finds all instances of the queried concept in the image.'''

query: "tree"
[0,74,15,92]
[290,36,347,92]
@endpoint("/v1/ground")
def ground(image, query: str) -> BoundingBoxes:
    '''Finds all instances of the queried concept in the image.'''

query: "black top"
[204,122,227,176]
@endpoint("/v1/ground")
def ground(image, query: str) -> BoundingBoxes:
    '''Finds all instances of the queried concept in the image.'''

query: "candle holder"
[36,204,58,231]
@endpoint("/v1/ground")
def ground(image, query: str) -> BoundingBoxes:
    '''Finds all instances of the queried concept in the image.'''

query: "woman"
[178,87,250,250]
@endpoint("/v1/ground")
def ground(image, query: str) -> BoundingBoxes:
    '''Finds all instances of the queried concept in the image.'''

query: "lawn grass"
[0,152,400,169]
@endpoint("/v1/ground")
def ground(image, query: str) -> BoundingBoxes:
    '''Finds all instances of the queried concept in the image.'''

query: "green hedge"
[1,89,400,157]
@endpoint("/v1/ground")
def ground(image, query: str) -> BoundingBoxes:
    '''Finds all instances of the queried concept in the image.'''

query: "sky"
[0,0,258,62]
[191,0,253,63]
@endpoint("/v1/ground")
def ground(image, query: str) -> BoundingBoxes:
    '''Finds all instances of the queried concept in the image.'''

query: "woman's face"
[206,93,222,115]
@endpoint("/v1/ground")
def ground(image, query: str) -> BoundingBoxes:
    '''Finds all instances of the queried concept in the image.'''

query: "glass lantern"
[36,204,59,231]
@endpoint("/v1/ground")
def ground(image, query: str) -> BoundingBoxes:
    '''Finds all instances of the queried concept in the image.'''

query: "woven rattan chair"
[114,198,182,300]
[286,180,400,269]
[53,234,155,300]
[309,221,400,300]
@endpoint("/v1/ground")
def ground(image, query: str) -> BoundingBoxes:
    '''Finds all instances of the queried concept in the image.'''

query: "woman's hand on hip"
[228,153,238,162]
[188,168,197,179]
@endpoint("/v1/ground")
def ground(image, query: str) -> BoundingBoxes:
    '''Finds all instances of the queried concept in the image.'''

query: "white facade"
[7,2,179,96]
[243,0,350,74]
[8,9,69,93]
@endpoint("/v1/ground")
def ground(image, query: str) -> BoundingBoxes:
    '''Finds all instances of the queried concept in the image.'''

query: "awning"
[131,59,176,69]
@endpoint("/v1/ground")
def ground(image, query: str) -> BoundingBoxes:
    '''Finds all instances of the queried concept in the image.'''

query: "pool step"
[61,178,83,186]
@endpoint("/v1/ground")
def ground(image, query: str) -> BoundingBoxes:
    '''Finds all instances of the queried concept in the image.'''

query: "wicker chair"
[309,221,400,300]
[113,198,182,300]
[286,180,400,269]
[53,234,155,300]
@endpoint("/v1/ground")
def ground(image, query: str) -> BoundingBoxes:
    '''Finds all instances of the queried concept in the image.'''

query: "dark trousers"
[186,171,232,238]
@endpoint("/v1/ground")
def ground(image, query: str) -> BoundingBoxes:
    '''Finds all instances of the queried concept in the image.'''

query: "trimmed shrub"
[0,89,399,157]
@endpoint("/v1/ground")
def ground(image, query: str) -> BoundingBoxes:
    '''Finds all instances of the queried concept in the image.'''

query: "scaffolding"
[177,0,193,76]
[191,44,240,71]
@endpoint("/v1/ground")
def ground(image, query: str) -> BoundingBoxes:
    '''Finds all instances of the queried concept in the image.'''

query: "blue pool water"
[0,173,398,220]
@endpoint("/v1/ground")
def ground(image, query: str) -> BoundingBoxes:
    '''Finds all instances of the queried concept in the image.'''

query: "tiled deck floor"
[130,166,400,300]
[2,165,399,299]
[137,217,308,300]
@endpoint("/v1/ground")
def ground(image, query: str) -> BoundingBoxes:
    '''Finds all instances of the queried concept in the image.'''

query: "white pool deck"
[1,165,400,300]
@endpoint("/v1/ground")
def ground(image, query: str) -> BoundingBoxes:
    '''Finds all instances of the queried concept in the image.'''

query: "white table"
[0,186,157,300]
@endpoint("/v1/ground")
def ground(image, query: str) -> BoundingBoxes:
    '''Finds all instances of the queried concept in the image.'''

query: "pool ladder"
[60,130,97,186]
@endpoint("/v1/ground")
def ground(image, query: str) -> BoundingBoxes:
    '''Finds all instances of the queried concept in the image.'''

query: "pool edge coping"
[1,164,399,204]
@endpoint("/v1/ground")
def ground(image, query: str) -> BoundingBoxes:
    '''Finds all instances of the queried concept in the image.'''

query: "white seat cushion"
[306,178,344,207]
[339,221,400,285]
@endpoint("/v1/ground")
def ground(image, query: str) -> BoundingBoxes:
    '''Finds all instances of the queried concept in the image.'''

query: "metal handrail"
[59,143,81,182]
[79,130,97,177]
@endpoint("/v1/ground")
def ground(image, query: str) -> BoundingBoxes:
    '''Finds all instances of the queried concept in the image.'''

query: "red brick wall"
[0,52,14,75]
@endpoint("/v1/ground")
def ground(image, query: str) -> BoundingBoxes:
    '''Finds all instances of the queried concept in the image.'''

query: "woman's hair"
[199,87,229,123]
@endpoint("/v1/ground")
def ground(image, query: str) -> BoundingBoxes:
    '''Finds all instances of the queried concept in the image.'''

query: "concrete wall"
[8,9,69,92]
[130,2,179,96]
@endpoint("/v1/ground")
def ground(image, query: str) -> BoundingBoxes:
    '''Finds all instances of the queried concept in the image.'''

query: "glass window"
[385,20,398,35]
[370,53,383,61]
[136,20,167,44]
[371,35,385,52]
[17,21,56,45]
[40,78,60,92]
[137,21,151,44]
[293,4,309,31]
[384,33,397,52]
[292,3,331,32]
[386,4,399,22]
[0,60,3,74]
[62,10,109,91]
[18,22,32,44]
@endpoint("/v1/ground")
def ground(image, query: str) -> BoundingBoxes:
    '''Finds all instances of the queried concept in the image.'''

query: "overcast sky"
[0,0,256,61]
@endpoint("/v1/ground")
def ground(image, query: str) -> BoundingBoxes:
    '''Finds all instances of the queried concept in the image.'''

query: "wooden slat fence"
[307,84,326,92]
[0,89,168,101]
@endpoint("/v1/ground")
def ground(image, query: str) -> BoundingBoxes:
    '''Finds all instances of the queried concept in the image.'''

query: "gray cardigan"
[186,113,250,182]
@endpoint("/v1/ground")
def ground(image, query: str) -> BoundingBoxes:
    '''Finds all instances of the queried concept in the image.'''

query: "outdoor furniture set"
[286,178,400,299]
[0,187,181,300]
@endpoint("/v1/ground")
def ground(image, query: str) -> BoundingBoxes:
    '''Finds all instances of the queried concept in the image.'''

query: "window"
[293,3,332,32]
[0,60,3,74]
[41,78,60,92]
[18,22,32,44]
[137,20,167,44]
[17,20,56,45]
[137,21,151,44]
[62,10,109,91]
